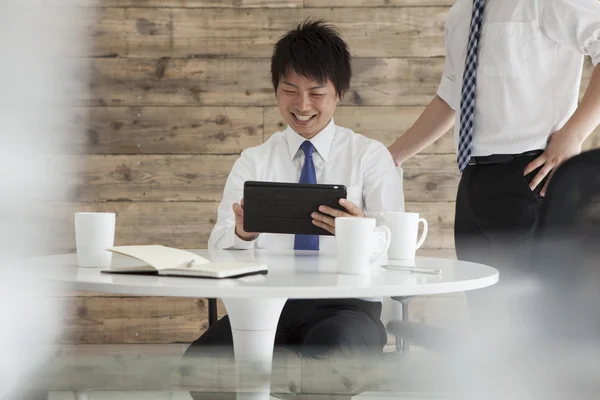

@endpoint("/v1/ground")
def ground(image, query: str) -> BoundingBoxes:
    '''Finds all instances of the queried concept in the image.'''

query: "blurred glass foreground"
[0,1,86,398]
[1,2,599,400]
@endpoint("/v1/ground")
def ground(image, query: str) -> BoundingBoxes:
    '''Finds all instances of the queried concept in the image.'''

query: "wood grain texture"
[67,107,264,154]
[264,106,455,153]
[70,104,598,157]
[123,7,446,58]
[411,201,455,250]
[56,296,221,344]
[79,58,274,107]
[87,8,127,57]
[78,0,303,7]
[305,0,455,6]
[55,292,465,344]
[74,57,595,107]
[47,201,453,251]
[46,201,219,251]
[71,155,236,202]
[403,154,460,202]
[71,105,599,158]
[417,248,456,259]
[75,57,444,107]
[65,154,457,202]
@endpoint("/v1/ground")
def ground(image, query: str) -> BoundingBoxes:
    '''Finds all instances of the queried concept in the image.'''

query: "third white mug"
[384,212,428,261]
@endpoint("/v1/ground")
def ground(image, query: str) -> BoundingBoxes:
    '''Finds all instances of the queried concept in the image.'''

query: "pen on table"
[187,259,196,268]
[383,265,442,275]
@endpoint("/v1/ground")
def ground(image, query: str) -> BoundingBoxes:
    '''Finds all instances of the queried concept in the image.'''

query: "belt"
[468,150,544,166]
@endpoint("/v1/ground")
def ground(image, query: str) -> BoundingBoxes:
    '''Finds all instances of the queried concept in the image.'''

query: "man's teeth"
[294,114,313,121]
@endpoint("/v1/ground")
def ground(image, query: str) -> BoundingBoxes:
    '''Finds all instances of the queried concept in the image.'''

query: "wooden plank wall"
[55,0,599,344]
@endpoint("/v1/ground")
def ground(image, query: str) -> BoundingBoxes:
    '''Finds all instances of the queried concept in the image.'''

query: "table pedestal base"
[222,298,287,400]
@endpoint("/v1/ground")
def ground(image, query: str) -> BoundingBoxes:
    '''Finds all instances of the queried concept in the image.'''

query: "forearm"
[561,65,600,143]
[208,152,257,250]
[208,221,236,250]
[388,95,456,165]
[209,222,256,250]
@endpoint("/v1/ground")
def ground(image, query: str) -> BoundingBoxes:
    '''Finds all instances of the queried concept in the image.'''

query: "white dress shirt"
[208,119,405,252]
[438,0,600,157]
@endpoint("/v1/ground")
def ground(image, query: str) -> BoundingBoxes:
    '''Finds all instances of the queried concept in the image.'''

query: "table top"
[30,249,498,299]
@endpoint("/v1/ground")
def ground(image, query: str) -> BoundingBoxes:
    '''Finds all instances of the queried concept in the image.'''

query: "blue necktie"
[458,0,487,172]
[294,141,319,251]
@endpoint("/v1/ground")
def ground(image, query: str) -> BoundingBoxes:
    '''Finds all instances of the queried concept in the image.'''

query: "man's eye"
[283,90,296,94]
[311,93,325,97]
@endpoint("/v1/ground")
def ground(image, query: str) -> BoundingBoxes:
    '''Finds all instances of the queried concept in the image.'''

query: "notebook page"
[108,245,210,270]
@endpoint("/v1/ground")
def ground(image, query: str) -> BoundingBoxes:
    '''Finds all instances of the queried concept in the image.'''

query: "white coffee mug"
[384,212,428,261]
[75,212,116,268]
[335,217,391,275]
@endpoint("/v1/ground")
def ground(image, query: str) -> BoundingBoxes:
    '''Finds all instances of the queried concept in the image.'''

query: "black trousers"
[183,298,387,360]
[455,152,547,321]
[455,152,546,272]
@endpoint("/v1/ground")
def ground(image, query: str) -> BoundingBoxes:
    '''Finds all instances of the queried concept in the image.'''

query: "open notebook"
[101,245,267,279]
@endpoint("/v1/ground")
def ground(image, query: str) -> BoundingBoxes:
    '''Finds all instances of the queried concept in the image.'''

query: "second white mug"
[335,217,391,275]
[384,212,428,261]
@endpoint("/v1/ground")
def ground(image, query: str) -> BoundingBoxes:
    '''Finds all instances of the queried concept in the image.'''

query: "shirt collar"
[285,118,336,162]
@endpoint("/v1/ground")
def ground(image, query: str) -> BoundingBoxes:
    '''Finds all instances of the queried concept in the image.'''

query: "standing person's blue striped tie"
[457,0,487,173]
[294,141,320,251]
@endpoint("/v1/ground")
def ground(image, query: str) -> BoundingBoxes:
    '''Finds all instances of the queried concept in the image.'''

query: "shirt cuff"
[437,75,458,110]
[232,226,258,250]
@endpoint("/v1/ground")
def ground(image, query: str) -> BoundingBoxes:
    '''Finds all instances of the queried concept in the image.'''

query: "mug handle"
[370,225,392,266]
[415,218,428,249]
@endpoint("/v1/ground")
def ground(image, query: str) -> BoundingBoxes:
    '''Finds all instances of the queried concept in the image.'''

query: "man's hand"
[233,198,258,241]
[524,128,583,196]
[311,198,365,235]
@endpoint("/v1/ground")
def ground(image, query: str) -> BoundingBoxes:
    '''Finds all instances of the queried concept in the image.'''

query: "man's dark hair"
[271,19,352,98]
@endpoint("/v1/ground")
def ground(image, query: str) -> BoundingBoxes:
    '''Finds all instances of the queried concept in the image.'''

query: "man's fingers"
[339,199,364,217]
[312,219,334,235]
[240,198,244,207]
[318,205,351,219]
[317,200,364,219]
[524,154,547,176]
[530,164,554,191]
[232,202,243,216]
[312,212,335,228]
[540,170,557,197]
[540,181,550,198]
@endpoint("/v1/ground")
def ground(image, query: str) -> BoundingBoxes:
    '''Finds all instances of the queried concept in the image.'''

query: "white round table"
[32,249,498,400]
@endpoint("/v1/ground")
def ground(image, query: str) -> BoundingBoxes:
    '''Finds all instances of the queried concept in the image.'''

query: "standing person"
[388,0,600,284]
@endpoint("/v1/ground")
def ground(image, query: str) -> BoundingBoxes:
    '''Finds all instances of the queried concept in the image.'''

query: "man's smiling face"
[277,69,339,139]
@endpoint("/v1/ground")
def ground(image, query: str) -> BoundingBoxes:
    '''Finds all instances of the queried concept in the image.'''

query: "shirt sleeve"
[362,141,406,254]
[207,149,258,250]
[437,19,459,110]
[539,0,600,66]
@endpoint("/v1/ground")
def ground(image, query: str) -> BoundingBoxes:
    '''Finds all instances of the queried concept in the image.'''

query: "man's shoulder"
[240,130,287,158]
[335,125,386,152]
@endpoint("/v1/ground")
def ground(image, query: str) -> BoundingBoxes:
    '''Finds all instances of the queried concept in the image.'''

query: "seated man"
[185,19,404,359]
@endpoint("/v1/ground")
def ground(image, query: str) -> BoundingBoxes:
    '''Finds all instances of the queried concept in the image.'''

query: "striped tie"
[457,0,487,172]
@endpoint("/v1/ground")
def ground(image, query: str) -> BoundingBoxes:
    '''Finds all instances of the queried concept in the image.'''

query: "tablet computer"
[243,181,348,236]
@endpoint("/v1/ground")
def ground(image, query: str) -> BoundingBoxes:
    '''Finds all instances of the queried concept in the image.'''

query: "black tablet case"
[243,181,347,236]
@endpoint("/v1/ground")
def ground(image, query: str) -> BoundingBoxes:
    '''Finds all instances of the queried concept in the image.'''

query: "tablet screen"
[243,181,347,236]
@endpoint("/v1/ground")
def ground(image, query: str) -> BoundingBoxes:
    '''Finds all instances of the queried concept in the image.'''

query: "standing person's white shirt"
[209,119,405,252]
[439,0,600,157]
